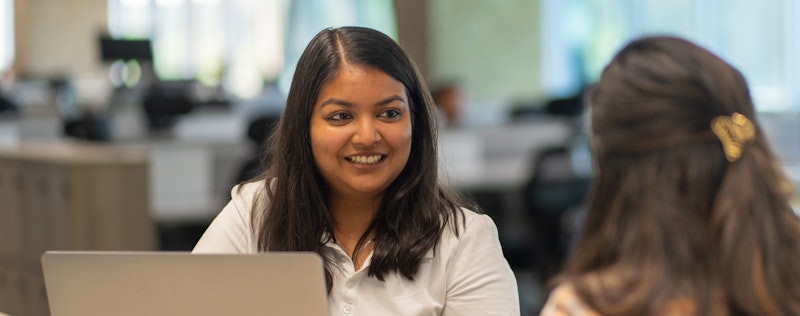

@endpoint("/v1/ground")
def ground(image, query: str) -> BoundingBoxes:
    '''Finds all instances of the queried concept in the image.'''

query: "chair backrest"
[523,140,592,278]
[526,145,591,214]
[235,114,281,184]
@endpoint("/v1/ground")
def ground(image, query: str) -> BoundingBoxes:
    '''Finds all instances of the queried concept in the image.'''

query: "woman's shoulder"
[456,207,496,231]
[192,180,266,253]
[437,207,501,246]
[232,179,270,203]
[458,206,481,220]
[441,207,485,234]
[541,281,696,316]
[221,180,267,224]
[540,283,601,316]
[234,180,266,198]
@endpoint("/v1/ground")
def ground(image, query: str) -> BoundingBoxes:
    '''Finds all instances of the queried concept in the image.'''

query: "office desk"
[438,119,578,268]
[0,140,155,316]
[111,106,253,224]
[440,119,576,192]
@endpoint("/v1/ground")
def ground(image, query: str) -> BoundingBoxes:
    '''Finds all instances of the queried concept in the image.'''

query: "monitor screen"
[99,37,153,61]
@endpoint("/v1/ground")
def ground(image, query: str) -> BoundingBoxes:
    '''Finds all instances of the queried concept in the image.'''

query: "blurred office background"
[1,0,799,315]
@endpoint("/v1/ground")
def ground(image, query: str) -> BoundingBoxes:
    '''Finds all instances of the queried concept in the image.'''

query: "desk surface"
[440,119,576,191]
[0,140,147,165]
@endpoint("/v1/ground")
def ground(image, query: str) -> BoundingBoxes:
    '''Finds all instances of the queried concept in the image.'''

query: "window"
[0,0,13,73]
[108,0,289,99]
[541,0,800,112]
[108,0,396,99]
[276,0,397,94]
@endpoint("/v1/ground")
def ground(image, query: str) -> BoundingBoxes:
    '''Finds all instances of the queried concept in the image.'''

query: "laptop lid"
[41,251,330,316]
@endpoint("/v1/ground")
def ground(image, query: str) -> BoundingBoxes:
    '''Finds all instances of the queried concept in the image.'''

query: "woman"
[194,26,519,315]
[541,36,800,315]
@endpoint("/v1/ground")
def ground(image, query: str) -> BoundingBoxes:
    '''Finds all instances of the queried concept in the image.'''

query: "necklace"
[361,239,374,250]
[351,239,375,259]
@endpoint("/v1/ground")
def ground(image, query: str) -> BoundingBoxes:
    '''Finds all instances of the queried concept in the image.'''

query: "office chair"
[523,142,591,280]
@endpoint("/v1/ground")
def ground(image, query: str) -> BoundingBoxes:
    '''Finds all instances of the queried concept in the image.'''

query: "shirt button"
[343,304,352,314]
[346,281,354,288]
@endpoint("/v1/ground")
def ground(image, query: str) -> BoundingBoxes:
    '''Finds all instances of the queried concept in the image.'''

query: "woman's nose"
[352,118,381,145]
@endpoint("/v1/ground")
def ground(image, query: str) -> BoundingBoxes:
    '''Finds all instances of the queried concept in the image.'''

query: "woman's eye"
[328,112,352,121]
[379,109,401,119]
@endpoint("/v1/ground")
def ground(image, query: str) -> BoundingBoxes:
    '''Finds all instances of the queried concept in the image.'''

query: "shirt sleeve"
[192,183,260,254]
[443,212,520,316]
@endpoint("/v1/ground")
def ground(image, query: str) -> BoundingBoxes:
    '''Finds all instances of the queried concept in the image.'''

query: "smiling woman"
[193,26,520,316]
[311,64,412,212]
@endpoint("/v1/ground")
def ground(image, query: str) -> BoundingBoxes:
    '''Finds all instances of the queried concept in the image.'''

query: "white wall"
[430,0,542,104]
[15,0,108,81]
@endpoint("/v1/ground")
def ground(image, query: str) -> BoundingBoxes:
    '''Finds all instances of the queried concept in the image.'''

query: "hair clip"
[711,112,755,162]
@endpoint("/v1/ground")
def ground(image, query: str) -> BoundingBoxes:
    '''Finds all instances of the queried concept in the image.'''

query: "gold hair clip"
[711,112,755,162]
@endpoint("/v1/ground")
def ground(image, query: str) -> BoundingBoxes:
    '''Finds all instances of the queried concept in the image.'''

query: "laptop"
[41,251,330,316]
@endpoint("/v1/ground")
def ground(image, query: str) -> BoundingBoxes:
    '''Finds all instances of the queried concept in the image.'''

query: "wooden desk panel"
[0,141,155,316]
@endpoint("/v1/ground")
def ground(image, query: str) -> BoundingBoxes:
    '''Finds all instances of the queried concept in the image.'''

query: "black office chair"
[141,81,194,130]
[233,114,280,184]
[0,93,18,114]
[523,141,591,280]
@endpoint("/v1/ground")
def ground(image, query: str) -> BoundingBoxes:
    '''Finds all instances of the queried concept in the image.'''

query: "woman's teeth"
[348,155,382,164]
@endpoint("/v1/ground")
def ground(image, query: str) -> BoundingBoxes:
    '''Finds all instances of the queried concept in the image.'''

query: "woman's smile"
[310,63,412,198]
[346,154,386,165]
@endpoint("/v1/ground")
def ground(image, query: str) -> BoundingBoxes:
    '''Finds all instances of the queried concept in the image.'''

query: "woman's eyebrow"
[319,95,405,109]
[375,95,405,107]
[319,98,354,108]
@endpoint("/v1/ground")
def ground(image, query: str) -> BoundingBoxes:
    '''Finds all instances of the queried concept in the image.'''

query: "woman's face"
[310,63,412,199]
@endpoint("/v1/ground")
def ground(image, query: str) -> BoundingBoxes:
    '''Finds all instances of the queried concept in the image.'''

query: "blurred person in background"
[431,81,463,127]
[541,36,800,315]
[0,69,18,114]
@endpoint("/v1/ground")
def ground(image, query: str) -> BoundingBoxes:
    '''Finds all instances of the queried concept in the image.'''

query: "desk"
[0,141,155,316]
[142,140,249,223]
[438,118,578,269]
[440,119,576,191]
[113,106,253,224]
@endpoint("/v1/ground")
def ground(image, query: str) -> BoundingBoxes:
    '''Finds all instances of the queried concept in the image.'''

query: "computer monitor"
[98,36,153,61]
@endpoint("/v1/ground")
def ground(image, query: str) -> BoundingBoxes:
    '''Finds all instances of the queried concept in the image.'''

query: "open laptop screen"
[41,251,329,316]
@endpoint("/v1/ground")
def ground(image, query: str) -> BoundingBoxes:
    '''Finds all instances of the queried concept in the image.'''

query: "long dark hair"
[557,36,800,315]
[250,26,471,289]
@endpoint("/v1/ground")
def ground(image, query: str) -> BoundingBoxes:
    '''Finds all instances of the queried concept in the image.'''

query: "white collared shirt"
[194,182,520,316]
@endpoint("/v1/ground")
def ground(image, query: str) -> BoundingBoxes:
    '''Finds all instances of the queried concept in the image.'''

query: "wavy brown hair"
[248,26,471,290]
[555,36,800,315]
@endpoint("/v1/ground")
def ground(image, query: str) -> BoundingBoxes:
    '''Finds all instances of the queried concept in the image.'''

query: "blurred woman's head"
[563,36,800,315]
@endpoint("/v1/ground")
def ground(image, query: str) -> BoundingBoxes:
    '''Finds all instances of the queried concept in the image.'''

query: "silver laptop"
[41,251,330,316]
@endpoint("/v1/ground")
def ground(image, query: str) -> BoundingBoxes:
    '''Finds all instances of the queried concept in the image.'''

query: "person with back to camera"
[193,26,520,315]
[540,36,800,316]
